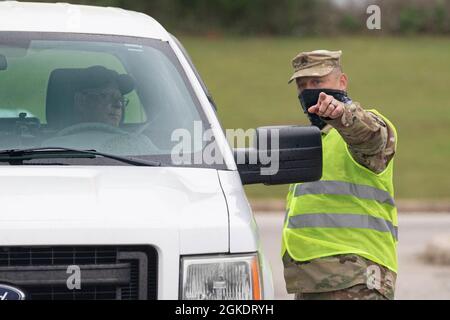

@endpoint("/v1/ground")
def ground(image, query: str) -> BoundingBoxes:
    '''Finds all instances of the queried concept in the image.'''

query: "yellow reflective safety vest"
[282,109,398,273]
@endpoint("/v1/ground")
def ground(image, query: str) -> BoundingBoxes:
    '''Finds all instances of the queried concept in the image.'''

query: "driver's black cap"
[76,65,135,95]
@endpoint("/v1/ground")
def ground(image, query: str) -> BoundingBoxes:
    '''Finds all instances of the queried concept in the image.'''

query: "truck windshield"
[0,32,221,168]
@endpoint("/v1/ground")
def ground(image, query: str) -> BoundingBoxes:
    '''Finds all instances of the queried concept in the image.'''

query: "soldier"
[282,50,398,300]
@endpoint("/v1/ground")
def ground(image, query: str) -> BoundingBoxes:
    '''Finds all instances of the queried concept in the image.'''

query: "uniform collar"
[321,124,333,135]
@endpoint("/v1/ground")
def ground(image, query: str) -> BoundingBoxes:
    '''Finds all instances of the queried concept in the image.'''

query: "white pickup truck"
[0,1,322,300]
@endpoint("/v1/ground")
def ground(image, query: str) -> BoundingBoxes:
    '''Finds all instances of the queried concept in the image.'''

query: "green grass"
[180,35,450,200]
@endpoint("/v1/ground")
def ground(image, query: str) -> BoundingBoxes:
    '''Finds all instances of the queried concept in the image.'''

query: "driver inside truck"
[73,65,135,127]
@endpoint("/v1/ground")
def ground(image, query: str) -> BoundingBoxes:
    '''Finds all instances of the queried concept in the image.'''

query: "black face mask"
[298,88,351,129]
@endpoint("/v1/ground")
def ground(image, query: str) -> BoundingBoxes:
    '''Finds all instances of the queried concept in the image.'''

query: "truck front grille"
[0,246,157,300]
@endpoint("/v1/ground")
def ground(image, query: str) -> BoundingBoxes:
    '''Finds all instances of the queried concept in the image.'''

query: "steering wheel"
[56,122,128,137]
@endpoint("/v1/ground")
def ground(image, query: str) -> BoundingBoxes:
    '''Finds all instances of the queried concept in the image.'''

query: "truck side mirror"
[234,125,322,185]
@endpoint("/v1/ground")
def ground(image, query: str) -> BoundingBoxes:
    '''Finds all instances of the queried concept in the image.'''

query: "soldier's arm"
[324,102,396,174]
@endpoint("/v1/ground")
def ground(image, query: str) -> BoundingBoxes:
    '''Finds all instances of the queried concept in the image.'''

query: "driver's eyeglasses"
[81,91,130,108]
[110,97,129,108]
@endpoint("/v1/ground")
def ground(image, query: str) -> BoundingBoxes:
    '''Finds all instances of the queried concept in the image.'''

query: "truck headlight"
[180,253,262,300]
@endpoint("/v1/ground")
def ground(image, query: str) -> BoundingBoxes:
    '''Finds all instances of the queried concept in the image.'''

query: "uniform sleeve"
[323,102,396,174]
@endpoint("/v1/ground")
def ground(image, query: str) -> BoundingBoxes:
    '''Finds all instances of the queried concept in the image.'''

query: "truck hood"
[0,166,229,254]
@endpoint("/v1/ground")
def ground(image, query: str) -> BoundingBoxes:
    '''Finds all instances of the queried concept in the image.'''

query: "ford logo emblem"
[0,284,26,300]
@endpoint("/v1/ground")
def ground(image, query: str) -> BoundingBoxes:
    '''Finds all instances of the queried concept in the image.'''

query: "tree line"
[33,0,450,36]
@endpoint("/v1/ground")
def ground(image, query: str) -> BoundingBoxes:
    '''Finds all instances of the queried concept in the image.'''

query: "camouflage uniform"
[284,50,397,300]
[283,253,396,300]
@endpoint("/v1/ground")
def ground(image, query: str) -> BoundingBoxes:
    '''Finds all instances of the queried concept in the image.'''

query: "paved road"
[254,212,450,300]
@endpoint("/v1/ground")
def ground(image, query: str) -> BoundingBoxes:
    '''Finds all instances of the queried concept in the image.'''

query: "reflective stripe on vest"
[294,181,395,206]
[287,213,398,240]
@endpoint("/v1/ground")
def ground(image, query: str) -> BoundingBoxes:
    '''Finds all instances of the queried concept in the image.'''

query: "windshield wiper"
[0,147,161,166]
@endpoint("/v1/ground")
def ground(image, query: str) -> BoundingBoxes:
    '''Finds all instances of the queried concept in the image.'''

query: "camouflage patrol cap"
[288,50,342,84]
